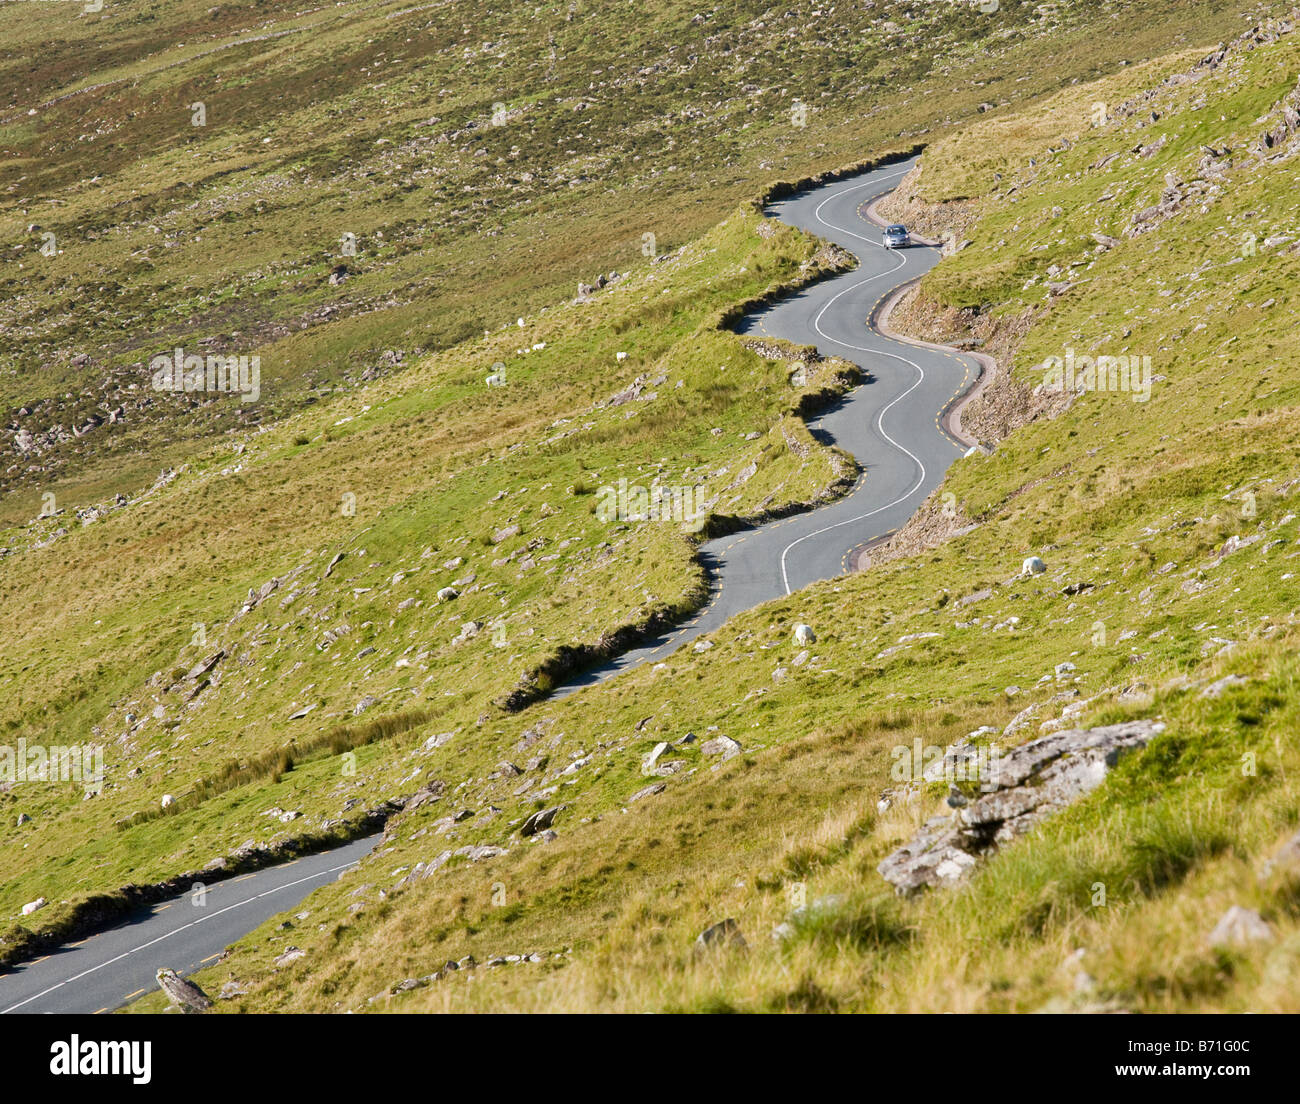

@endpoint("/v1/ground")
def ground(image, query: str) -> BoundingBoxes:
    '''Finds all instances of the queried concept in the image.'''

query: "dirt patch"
[874,162,980,246]
[855,486,979,571]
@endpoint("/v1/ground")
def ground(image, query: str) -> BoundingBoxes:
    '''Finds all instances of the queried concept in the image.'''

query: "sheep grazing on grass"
[793,623,816,645]
[437,587,458,602]
[1022,556,1046,576]
[485,372,505,387]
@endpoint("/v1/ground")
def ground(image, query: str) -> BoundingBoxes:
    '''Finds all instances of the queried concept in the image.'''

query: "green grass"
[0,0,1261,519]
[8,0,1300,1013]
[123,12,1300,1014]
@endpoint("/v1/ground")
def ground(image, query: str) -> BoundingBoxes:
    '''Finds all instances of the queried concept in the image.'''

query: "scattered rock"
[642,741,669,774]
[700,735,742,761]
[629,782,666,803]
[1261,828,1300,881]
[184,649,225,682]
[879,721,1161,894]
[695,918,746,953]
[155,968,213,1013]
[274,946,307,967]
[1200,674,1248,698]
[774,893,848,941]
[520,806,561,836]
[491,524,520,544]
[404,779,447,812]
[453,621,483,645]
[1208,906,1273,948]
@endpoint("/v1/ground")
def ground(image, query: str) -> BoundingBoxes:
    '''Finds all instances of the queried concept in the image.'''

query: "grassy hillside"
[0,199,866,951]
[0,0,1263,523]
[120,10,1300,1013]
[4,0,1300,1014]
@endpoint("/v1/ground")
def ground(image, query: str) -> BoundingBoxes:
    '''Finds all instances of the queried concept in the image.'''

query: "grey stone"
[879,721,1161,894]
[1208,906,1273,948]
[700,735,742,761]
[156,968,213,1013]
[1261,828,1300,881]
[520,806,561,836]
[629,782,666,803]
[695,918,746,953]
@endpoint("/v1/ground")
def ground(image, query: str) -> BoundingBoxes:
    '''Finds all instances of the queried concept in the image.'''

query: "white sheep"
[437,587,458,602]
[1022,556,1046,576]
[793,623,816,645]
[485,372,505,387]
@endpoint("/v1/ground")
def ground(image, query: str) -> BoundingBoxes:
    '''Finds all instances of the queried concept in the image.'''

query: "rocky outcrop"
[879,720,1162,894]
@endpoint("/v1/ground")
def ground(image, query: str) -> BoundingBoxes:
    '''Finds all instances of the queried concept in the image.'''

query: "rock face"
[878,720,1161,894]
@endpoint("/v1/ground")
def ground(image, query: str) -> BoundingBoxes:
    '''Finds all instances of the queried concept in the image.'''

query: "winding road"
[0,156,979,1014]
[558,155,978,692]
[0,835,378,1015]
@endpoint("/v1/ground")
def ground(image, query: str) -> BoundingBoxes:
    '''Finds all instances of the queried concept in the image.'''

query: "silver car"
[882,224,909,249]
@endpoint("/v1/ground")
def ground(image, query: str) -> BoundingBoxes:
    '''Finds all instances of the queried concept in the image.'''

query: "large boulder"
[879,720,1161,894]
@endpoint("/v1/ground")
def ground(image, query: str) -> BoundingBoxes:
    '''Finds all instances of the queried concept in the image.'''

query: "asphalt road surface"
[2,156,977,1014]
[0,834,377,1014]
[559,155,977,692]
